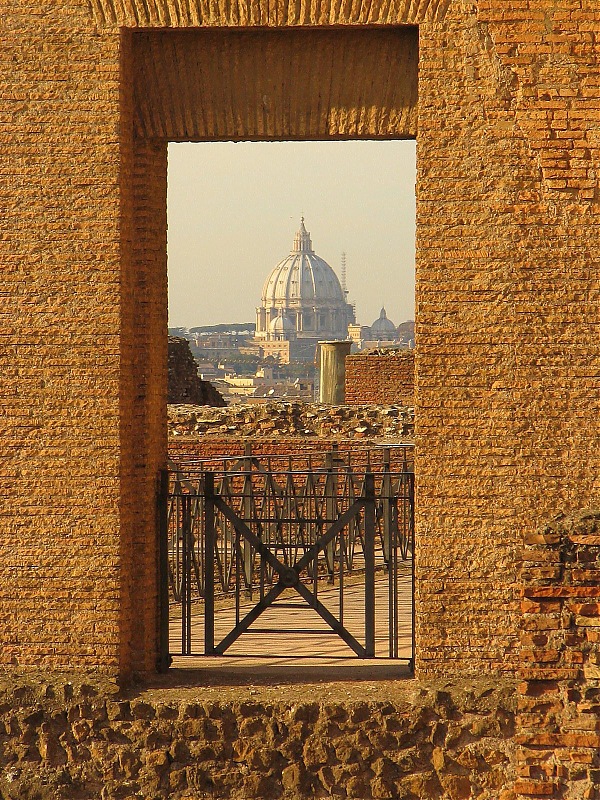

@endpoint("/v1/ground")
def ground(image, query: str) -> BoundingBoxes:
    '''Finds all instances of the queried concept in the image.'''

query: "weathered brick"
[1,0,599,714]
[345,351,414,406]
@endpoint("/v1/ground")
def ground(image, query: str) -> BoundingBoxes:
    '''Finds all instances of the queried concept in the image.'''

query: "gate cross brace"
[209,497,369,657]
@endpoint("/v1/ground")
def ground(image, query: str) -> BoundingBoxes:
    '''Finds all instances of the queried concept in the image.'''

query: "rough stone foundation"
[0,676,515,800]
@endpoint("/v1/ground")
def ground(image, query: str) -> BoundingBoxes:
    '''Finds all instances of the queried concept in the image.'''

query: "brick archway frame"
[1,0,599,682]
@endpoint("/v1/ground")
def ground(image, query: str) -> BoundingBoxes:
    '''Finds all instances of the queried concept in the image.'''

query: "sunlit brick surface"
[345,352,415,406]
[1,1,599,688]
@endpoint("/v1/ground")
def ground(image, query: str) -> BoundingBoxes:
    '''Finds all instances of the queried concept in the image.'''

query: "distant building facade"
[254,219,354,361]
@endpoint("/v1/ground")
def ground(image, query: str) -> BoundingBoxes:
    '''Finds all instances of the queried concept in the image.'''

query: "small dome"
[370,307,397,337]
[269,312,295,334]
[262,219,345,305]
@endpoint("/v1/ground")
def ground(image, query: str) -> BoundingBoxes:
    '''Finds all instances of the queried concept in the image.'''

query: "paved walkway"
[169,562,412,671]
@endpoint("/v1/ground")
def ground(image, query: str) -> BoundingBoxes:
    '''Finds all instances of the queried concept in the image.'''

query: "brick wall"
[0,14,126,674]
[1,0,599,679]
[517,511,600,799]
[127,137,169,676]
[169,437,414,475]
[415,3,600,678]
[345,351,415,406]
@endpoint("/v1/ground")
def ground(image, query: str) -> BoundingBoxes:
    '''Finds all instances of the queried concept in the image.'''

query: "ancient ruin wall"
[414,3,600,677]
[0,677,515,800]
[167,402,414,440]
[516,510,600,799]
[345,352,415,406]
[0,13,126,674]
[167,338,225,406]
[1,1,600,678]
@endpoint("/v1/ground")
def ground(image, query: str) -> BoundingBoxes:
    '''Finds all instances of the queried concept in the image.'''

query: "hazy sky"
[167,140,416,329]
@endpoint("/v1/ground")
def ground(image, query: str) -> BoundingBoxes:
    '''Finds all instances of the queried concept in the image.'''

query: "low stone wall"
[0,676,515,800]
[168,402,414,441]
[345,351,414,407]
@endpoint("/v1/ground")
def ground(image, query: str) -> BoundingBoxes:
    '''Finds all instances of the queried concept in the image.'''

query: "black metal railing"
[159,445,414,663]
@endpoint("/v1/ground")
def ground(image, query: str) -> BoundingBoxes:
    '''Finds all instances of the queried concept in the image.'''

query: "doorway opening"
[129,25,419,675]
[164,140,416,668]
[167,140,416,394]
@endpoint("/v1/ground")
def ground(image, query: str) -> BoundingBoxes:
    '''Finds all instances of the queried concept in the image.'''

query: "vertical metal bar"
[157,469,171,671]
[204,472,215,655]
[382,448,391,565]
[395,498,400,660]
[339,527,344,625]
[260,525,265,601]
[235,528,241,625]
[243,445,253,586]
[332,442,339,466]
[325,451,336,578]
[364,472,376,658]
[392,496,399,658]
[388,495,394,659]
[181,495,192,656]
[174,484,181,602]
[221,475,228,593]
[313,511,318,606]
[389,471,400,659]
[312,472,319,607]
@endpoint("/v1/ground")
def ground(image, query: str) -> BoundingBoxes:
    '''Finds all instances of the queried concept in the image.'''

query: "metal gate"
[159,446,414,665]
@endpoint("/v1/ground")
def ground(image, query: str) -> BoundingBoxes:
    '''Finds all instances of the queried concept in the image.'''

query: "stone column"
[319,340,352,404]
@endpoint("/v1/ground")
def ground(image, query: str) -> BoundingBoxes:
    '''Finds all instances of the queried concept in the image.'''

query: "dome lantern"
[260,219,346,306]
[292,217,313,253]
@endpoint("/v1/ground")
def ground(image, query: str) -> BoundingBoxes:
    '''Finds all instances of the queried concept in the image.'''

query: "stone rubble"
[168,401,414,441]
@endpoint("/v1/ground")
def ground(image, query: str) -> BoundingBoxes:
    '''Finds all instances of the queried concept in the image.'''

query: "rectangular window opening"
[163,140,416,677]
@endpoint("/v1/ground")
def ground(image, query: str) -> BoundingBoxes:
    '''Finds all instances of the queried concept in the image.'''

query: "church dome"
[269,312,295,334]
[262,219,345,305]
[370,307,397,338]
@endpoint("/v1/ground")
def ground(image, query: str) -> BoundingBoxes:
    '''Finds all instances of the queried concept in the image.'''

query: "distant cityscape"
[169,219,414,404]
